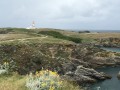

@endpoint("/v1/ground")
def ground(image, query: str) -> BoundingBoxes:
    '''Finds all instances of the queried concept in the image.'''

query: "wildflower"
[36,71,39,77]
[49,71,57,76]
[58,81,62,85]
[41,83,46,87]
[26,70,62,90]
[49,86,55,90]
[50,81,54,85]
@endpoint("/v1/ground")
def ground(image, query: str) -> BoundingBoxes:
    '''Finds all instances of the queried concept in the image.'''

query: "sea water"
[101,47,120,53]
[89,47,120,90]
[89,66,120,90]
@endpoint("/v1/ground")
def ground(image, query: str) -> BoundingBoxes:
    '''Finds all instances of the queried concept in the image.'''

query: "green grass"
[0,36,73,45]
[0,28,74,45]
[0,28,120,44]
[38,31,82,43]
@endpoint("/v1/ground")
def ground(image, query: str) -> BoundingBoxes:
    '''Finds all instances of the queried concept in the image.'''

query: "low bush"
[0,62,9,74]
[38,31,82,43]
[0,71,82,90]
[26,70,62,90]
[0,61,17,75]
[26,70,83,90]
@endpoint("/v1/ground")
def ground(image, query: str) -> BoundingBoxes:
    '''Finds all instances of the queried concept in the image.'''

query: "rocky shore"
[59,43,120,83]
[63,65,111,84]
[96,38,120,48]
[0,42,120,84]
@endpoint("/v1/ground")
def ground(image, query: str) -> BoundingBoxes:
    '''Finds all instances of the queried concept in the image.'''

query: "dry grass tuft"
[0,73,83,90]
[0,74,28,90]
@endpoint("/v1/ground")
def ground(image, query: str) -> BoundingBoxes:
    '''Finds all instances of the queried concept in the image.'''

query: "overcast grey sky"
[0,0,120,30]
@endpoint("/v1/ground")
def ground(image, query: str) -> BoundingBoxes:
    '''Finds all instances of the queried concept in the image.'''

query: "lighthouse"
[26,21,36,29]
[32,21,36,29]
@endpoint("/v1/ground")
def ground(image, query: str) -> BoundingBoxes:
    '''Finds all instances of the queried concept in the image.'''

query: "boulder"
[75,66,111,80]
[64,71,97,83]
[63,65,111,84]
[117,71,120,79]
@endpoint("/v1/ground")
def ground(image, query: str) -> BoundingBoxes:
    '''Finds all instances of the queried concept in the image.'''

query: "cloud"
[50,0,116,22]
[20,0,115,22]
[0,0,120,29]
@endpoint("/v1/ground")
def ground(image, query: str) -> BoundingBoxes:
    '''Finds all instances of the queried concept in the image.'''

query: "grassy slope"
[0,73,82,90]
[0,28,81,90]
[0,36,73,45]
[0,74,27,90]
[29,28,120,43]
[0,28,120,43]
[0,28,120,90]
[0,28,74,44]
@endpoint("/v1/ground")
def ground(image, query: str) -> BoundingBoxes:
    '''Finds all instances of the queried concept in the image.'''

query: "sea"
[90,30,120,33]
[70,29,120,33]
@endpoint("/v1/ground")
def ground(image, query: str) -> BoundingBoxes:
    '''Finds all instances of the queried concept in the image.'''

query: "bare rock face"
[97,38,120,48]
[117,71,120,79]
[63,65,111,84]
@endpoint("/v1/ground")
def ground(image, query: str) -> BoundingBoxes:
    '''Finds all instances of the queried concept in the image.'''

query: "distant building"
[26,21,36,29]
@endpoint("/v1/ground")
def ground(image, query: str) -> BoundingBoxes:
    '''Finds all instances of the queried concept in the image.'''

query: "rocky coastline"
[59,43,120,84]
[96,38,120,48]
[0,41,120,84]
[63,65,112,84]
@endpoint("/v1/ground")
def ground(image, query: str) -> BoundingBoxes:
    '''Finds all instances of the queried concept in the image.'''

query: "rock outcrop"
[63,65,111,84]
[0,43,119,83]
[96,38,120,48]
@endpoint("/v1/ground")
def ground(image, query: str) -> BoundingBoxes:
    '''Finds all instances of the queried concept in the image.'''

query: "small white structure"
[26,21,36,29]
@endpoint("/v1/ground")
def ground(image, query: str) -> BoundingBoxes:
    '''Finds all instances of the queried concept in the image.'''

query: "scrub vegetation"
[0,28,120,90]
[0,62,82,90]
[0,28,84,90]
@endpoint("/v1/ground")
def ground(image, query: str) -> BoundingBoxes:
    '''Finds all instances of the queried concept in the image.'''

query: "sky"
[0,0,120,30]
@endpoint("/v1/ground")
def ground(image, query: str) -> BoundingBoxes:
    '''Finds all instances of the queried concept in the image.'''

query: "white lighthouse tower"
[26,21,36,29]
[32,21,36,29]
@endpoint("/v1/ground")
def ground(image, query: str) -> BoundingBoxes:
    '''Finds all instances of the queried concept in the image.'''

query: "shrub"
[38,31,82,43]
[0,62,9,74]
[26,70,62,90]
[78,30,90,33]
[0,60,17,75]
[0,71,82,90]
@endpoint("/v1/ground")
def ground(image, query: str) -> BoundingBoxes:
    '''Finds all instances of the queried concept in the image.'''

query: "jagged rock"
[63,65,111,84]
[62,59,90,74]
[75,66,111,80]
[63,71,96,83]
[114,57,120,65]
[99,72,112,79]
[62,63,76,72]
[71,59,90,68]
[97,38,120,48]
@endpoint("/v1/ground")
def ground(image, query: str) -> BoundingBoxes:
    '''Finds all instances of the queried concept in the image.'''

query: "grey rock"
[64,65,111,84]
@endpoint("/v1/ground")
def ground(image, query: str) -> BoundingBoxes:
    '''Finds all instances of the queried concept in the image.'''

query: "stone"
[63,65,111,84]
[117,71,120,79]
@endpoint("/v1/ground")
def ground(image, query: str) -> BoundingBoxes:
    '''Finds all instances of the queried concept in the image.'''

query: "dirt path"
[0,36,48,43]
